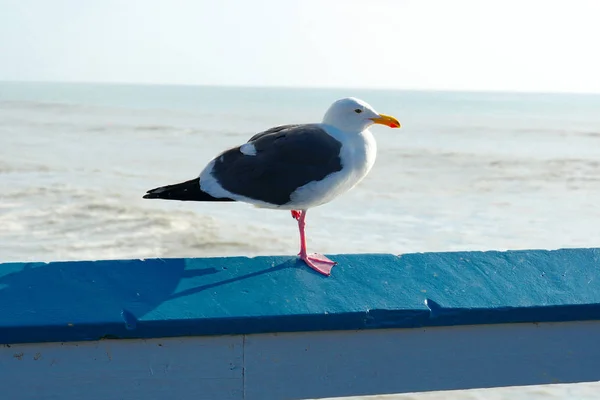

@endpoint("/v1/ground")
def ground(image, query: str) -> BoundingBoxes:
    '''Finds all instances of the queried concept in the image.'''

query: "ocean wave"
[0,99,162,115]
[2,184,90,199]
[0,100,94,112]
[0,195,274,263]
[86,124,192,134]
[0,161,52,174]
[482,158,600,185]
[508,127,600,137]
[439,124,600,138]
[133,125,177,132]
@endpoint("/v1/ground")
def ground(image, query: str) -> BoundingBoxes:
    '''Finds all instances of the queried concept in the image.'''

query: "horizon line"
[2,79,600,96]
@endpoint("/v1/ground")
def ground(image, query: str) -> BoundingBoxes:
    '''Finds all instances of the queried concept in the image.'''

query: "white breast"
[288,128,377,210]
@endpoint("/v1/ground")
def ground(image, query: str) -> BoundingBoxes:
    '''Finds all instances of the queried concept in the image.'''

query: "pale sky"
[1,0,599,93]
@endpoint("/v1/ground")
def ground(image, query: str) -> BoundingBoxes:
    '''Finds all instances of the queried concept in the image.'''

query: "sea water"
[1,82,600,398]
[2,82,600,262]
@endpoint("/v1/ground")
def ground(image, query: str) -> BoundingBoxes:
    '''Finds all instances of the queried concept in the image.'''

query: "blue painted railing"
[1,248,599,344]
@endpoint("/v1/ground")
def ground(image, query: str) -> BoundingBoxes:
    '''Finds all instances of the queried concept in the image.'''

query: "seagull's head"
[322,97,401,132]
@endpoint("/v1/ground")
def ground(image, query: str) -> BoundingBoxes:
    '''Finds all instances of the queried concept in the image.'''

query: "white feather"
[239,143,257,156]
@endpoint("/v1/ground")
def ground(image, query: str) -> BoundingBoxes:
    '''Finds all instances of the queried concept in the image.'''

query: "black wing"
[210,124,343,205]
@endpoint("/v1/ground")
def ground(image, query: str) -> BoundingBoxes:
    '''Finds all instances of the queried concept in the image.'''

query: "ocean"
[2,82,600,263]
[2,82,600,398]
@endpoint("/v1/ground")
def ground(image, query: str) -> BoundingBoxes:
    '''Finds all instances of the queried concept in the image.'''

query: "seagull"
[143,97,400,276]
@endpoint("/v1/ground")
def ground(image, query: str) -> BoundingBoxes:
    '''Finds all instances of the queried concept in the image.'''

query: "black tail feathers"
[142,178,234,202]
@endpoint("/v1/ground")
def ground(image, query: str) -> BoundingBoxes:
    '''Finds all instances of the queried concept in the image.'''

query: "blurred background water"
[2,82,600,263]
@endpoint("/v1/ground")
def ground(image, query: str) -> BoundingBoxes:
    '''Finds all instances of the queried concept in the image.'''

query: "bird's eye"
[354,109,363,114]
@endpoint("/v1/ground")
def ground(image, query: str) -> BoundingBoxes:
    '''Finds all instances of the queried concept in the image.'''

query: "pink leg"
[293,210,336,276]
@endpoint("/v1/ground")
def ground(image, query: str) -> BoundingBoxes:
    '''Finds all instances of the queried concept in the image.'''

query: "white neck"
[321,115,374,133]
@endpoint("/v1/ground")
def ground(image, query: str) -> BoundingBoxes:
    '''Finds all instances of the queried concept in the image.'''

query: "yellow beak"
[370,113,401,128]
